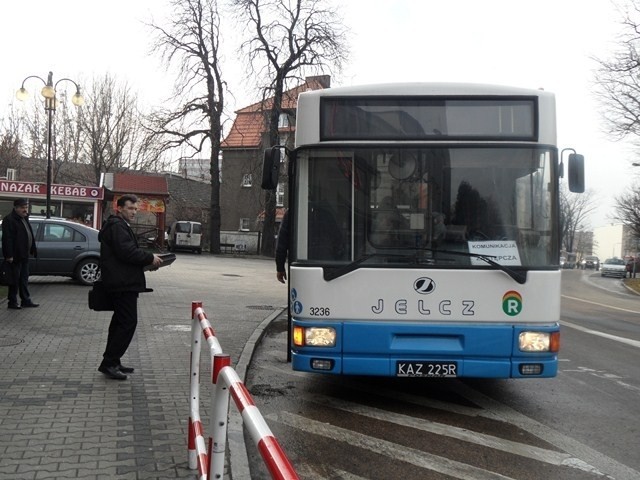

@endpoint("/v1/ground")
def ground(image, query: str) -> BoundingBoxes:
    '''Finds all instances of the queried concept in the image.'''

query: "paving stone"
[0,256,285,479]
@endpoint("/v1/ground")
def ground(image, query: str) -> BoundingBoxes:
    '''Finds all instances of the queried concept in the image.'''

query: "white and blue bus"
[263,83,584,378]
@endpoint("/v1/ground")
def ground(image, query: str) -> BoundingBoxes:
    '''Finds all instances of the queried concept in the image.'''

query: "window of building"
[241,174,252,187]
[278,113,289,128]
[239,218,250,231]
[61,202,94,226]
[276,183,285,207]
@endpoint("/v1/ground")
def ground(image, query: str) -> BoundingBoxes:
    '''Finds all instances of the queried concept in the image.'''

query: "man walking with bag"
[98,194,163,380]
[2,198,38,310]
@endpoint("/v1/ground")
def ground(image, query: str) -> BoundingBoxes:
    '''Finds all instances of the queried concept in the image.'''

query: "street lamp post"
[16,71,84,218]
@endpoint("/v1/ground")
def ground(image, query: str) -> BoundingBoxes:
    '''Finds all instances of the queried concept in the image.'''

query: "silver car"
[600,257,626,278]
[0,217,101,286]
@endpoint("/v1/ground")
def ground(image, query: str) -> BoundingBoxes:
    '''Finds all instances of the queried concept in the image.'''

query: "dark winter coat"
[2,210,37,261]
[98,215,154,293]
[275,209,290,273]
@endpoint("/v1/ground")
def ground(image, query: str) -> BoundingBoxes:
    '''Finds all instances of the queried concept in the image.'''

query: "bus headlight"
[519,331,560,352]
[293,326,336,347]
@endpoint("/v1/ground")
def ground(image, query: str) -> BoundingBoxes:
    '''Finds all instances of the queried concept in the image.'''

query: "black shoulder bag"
[88,281,114,311]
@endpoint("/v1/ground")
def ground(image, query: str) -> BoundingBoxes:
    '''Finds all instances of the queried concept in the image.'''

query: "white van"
[167,221,203,254]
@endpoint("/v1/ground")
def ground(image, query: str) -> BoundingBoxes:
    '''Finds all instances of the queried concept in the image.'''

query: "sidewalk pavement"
[0,254,287,480]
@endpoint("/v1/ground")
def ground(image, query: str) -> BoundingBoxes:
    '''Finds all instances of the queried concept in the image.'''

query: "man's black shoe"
[7,303,21,310]
[98,365,128,380]
[21,302,39,308]
[118,365,134,374]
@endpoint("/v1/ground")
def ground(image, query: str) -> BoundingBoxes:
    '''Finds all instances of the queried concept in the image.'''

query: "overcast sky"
[0,0,636,228]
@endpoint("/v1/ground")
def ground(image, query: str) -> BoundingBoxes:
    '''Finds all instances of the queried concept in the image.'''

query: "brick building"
[220,76,331,237]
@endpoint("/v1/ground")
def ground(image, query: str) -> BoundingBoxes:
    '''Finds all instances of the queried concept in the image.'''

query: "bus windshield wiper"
[323,252,411,281]
[426,248,527,284]
[323,249,527,284]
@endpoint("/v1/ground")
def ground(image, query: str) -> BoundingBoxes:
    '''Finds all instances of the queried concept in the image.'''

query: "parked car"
[600,257,627,278]
[0,217,101,286]
[581,255,600,270]
[167,221,202,254]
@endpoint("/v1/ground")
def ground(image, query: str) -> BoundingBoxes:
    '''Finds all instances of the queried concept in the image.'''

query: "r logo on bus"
[502,290,522,316]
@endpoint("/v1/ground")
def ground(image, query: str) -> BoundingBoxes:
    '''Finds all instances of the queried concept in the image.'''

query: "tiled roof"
[221,111,265,149]
[112,173,169,195]
[222,76,330,149]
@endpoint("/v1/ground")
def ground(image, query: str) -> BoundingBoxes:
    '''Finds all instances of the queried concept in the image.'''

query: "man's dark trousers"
[8,259,31,305]
[101,292,139,368]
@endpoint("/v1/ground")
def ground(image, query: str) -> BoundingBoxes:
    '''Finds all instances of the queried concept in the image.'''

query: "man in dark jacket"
[2,198,38,309]
[98,194,163,380]
[275,209,289,283]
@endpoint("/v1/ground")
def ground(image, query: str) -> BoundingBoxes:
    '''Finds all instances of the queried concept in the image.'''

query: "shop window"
[62,202,94,226]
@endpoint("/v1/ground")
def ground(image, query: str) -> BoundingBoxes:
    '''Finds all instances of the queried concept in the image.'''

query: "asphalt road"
[244,268,640,480]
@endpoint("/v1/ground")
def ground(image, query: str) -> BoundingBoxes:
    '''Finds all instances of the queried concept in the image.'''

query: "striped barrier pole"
[189,301,209,477]
[210,354,232,479]
[214,354,300,480]
[189,303,298,479]
[189,302,224,478]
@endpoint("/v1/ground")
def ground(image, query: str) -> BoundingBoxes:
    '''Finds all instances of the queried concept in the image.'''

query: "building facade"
[220,76,331,236]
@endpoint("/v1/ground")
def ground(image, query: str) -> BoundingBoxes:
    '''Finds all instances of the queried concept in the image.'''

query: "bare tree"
[3,92,78,184]
[560,184,597,253]
[0,108,25,174]
[78,74,165,186]
[233,0,348,255]
[614,182,640,239]
[11,96,49,181]
[594,1,640,146]
[148,0,226,253]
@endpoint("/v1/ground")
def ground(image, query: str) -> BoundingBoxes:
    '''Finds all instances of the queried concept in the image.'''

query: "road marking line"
[561,320,640,349]
[562,294,640,314]
[308,394,600,474]
[259,354,638,478]
[449,382,636,480]
[266,411,517,480]
[295,465,369,480]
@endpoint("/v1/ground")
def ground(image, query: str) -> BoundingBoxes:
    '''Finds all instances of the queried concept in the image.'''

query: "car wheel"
[75,258,101,286]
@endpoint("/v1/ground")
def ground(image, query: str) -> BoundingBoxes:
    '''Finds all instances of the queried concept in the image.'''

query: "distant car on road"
[600,257,627,278]
[0,217,100,286]
[167,220,202,254]
[581,255,600,270]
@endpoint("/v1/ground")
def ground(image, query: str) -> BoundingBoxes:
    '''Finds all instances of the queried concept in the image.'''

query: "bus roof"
[299,82,554,99]
[295,82,557,147]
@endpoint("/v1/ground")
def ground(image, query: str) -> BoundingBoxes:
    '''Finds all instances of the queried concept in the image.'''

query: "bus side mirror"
[261,147,281,190]
[568,153,585,193]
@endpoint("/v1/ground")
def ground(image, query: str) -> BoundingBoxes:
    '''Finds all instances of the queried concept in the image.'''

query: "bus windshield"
[293,146,557,270]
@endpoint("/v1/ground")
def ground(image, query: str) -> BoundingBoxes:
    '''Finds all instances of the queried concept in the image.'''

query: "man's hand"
[152,254,164,267]
[276,271,287,283]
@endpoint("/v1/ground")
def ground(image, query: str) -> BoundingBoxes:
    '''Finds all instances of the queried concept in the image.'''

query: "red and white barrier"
[188,301,299,480]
